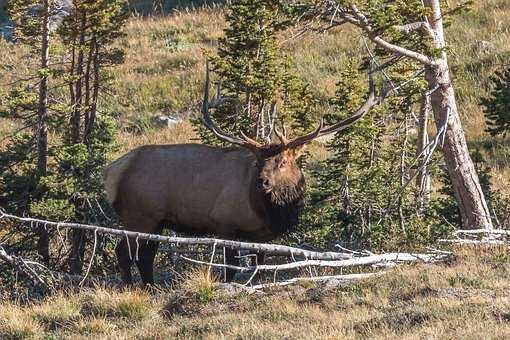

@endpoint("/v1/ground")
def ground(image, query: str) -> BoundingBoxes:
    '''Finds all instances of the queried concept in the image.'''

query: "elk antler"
[201,62,262,149]
[284,70,385,149]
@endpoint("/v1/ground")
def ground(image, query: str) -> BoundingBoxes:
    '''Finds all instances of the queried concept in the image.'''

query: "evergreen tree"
[481,68,510,136]
[193,0,318,145]
[289,0,494,230]
[298,59,451,250]
[0,0,127,272]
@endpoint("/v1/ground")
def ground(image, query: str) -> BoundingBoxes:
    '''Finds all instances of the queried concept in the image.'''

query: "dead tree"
[309,0,493,229]
[36,0,51,264]
[416,93,432,210]
[422,0,492,229]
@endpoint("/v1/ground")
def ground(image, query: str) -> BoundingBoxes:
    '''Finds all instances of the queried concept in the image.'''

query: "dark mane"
[258,176,306,234]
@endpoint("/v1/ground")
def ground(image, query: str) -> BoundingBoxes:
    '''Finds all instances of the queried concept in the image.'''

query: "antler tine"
[273,126,288,145]
[285,117,324,149]
[285,69,382,149]
[201,62,261,149]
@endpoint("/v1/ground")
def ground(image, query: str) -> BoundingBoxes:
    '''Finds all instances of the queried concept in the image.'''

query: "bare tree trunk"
[36,0,50,264]
[423,0,493,229]
[416,93,431,210]
[70,11,86,143]
[399,111,408,234]
[68,10,88,274]
[83,37,94,140]
[84,38,99,144]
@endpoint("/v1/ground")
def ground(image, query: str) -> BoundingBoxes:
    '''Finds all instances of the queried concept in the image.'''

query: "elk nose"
[256,178,270,191]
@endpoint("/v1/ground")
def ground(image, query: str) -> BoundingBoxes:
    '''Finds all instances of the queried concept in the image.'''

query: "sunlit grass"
[0,248,509,338]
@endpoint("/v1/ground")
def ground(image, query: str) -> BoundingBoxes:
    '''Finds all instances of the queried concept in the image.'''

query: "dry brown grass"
[115,120,197,155]
[1,247,509,339]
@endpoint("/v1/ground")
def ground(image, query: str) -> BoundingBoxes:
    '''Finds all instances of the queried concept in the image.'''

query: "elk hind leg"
[224,247,240,282]
[250,252,266,266]
[116,237,136,285]
[136,239,160,285]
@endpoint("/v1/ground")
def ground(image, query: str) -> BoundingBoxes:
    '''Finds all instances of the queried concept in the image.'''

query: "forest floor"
[1,246,509,339]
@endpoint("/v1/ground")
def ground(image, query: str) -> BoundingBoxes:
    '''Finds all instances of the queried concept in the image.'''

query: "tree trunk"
[416,93,431,210]
[68,10,87,274]
[36,0,50,264]
[84,38,99,144]
[423,0,493,229]
[70,11,86,143]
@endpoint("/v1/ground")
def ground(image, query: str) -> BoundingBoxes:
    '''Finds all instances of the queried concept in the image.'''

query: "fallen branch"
[181,251,451,272]
[0,211,354,260]
[453,229,510,237]
[0,245,51,290]
[440,228,510,245]
[250,272,384,290]
[439,239,506,245]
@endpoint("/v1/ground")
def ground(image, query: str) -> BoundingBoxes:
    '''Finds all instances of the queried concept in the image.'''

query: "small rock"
[153,115,181,128]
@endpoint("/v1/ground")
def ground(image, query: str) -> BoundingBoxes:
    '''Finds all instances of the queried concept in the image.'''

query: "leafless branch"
[250,272,384,290]
[308,1,436,65]
[0,245,51,290]
[181,250,451,272]
[0,211,354,260]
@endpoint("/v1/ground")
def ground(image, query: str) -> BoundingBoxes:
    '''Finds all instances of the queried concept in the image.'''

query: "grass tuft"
[0,305,43,340]
[81,286,153,321]
[31,293,81,330]
[180,267,219,303]
[72,316,117,335]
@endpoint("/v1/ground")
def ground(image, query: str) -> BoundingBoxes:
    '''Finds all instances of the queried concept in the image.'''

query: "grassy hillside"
[1,2,509,157]
[107,1,510,188]
[1,247,509,339]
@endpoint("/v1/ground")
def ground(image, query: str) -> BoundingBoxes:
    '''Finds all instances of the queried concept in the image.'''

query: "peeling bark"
[423,0,493,229]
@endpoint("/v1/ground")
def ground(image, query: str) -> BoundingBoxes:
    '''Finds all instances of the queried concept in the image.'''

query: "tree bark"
[70,11,86,143]
[68,10,87,274]
[84,38,99,144]
[36,0,50,264]
[423,0,493,229]
[416,93,431,209]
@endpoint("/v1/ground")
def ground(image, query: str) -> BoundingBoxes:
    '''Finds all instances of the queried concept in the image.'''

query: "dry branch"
[439,239,505,245]
[250,272,384,290]
[0,211,354,260]
[439,228,510,245]
[0,210,454,290]
[453,229,510,236]
[0,245,50,290]
[181,251,451,273]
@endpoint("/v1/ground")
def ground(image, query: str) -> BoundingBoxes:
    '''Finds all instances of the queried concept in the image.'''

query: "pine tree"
[289,0,494,230]
[0,0,127,272]
[298,59,450,250]
[193,0,318,145]
[481,68,510,136]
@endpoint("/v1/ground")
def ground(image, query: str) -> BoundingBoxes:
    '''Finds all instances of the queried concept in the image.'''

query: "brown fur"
[104,143,306,284]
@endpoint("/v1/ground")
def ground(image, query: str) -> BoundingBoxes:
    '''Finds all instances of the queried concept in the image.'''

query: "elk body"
[104,67,384,285]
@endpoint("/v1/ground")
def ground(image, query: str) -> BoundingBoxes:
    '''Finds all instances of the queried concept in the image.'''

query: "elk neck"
[251,158,306,235]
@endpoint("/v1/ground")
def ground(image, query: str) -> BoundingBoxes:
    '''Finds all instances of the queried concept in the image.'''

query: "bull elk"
[103,66,386,285]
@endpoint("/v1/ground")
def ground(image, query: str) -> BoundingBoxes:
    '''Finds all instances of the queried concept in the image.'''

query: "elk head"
[201,62,385,232]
